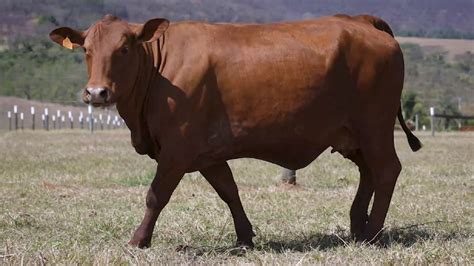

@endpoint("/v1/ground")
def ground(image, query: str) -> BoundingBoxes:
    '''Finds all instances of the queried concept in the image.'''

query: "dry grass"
[0,130,473,264]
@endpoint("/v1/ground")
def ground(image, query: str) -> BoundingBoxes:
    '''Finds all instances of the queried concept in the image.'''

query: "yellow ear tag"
[62,37,74,50]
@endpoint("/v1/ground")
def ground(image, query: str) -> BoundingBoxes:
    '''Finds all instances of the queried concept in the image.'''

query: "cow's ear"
[49,27,85,49]
[136,18,169,43]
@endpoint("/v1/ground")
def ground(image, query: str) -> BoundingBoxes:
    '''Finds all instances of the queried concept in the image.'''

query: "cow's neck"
[116,37,164,158]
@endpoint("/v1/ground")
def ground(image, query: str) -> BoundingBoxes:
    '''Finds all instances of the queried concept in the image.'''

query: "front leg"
[129,164,184,248]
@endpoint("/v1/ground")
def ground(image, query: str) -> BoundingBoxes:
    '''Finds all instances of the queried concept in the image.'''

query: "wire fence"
[5,104,474,135]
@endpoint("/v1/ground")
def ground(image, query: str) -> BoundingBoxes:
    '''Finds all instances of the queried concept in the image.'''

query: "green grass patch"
[117,171,155,187]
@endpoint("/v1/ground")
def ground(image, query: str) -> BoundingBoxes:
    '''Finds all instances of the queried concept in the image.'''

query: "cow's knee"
[146,187,169,210]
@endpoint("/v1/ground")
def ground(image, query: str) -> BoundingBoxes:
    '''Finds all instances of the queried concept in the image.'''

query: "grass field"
[0,130,473,264]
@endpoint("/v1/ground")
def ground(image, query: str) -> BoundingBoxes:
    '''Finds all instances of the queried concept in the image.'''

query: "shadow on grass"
[378,221,469,248]
[262,221,466,253]
[260,232,349,252]
[259,227,434,253]
[177,221,467,256]
[175,233,347,257]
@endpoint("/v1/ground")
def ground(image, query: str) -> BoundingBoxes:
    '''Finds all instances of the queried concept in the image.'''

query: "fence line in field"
[429,107,474,136]
[7,105,474,134]
[6,104,126,133]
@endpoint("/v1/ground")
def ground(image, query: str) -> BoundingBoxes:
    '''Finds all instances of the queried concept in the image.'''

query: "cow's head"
[49,15,169,107]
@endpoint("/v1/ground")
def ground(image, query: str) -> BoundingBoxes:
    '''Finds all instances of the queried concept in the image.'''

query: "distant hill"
[0,0,473,40]
[396,37,474,62]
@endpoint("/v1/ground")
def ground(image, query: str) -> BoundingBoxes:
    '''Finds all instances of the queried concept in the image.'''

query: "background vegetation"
[400,44,474,127]
[0,1,473,128]
[0,38,85,103]
[1,0,473,39]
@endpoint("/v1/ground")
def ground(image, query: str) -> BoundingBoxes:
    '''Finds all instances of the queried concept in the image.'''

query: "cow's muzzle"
[83,87,109,105]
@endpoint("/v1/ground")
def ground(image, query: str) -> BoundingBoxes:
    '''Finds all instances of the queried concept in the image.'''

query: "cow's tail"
[397,107,422,151]
[355,14,422,152]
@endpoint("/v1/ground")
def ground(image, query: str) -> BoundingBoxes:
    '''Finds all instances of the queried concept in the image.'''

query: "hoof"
[351,230,382,245]
[229,240,253,256]
[236,239,254,250]
[351,232,365,242]
[128,236,152,249]
[350,218,369,242]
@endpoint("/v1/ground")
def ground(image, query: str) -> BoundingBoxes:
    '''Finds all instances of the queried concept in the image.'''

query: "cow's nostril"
[99,89,108,100]
[85,87,108,103]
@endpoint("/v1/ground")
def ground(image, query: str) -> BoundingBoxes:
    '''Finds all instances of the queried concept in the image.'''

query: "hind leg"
[360,131,402,243]
[347,150,374,240]
[200,162,255,248]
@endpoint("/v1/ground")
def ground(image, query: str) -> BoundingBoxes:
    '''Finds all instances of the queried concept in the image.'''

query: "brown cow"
[50,14,421,248]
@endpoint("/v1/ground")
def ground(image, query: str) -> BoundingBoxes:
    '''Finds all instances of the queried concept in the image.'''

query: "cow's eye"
[121,45,129,55]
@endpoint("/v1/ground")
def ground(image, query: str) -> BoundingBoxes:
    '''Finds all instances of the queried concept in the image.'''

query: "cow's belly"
[192,101,348,170]
[190,123,351,171]
[187,27,358,171]
[240,141,329,170]
[234,119,345,169]
[190,137,329,171]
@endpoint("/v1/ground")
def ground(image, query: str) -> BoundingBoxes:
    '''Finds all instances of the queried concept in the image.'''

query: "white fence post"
[430,107,435,137]
[8,111,12,131]
[57,110,61,129]
[68,111,73,129]
[99,114,104,130]
[13,105,18,130]
[80,112,84,129]
[44,108,49,131]
[415,114,419,131]
[88,105,94,133]
[31,106,35,130]
[20,113,24,130]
